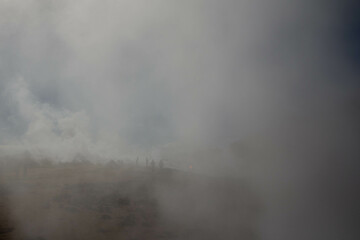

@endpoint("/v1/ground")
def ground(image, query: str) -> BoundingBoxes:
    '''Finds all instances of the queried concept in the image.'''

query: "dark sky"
[341,2,360,68]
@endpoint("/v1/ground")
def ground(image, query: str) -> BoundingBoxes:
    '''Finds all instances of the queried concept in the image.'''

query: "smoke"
[0,76,138,161]
[0,0,359,239]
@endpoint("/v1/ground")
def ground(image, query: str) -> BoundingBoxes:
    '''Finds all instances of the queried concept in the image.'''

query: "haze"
[0,1,359,240]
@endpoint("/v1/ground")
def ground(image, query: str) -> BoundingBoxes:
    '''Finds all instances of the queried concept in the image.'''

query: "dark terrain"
[0,163,261,240]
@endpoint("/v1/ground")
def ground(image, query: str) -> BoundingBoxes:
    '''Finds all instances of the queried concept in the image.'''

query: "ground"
[0,164,261,240]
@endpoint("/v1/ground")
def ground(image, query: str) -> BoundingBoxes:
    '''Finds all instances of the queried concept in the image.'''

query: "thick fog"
[0,0,359,239]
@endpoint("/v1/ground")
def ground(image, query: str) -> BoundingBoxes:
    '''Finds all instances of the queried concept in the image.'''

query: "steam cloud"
[0,0,359,239]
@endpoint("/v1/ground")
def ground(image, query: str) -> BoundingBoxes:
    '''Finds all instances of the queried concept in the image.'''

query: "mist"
[0,0,359,239]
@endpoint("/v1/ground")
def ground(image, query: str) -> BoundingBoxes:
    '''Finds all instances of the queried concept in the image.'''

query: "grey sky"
[0,0,358,150]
